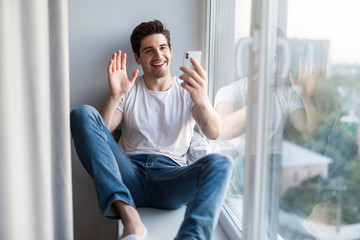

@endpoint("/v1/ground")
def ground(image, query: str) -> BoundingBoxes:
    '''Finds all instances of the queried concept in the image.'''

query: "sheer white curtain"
[0,1,73,240]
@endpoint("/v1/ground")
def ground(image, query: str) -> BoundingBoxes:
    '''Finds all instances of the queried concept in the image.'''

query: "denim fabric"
[70,105,234,240]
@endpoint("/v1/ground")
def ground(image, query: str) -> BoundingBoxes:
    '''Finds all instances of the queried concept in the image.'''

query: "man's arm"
[215,103,247,140]
[99,50,139,133]
[288,98,322,141]
[288,57,323,139]
[99,94,124,133]
[180,58,221,140]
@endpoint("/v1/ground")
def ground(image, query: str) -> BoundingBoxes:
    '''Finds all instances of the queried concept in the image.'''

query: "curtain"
[0,1,73,240]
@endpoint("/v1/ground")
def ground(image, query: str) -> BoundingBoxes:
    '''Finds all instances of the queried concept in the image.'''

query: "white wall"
[69,1,203,239]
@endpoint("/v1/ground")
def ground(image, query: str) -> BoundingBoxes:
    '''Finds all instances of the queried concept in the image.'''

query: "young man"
[70,20,233,240]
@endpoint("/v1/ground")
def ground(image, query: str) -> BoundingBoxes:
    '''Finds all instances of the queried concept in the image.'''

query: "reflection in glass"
[279,1,360,239]
[207,0,251,236]
[209,0,360,239]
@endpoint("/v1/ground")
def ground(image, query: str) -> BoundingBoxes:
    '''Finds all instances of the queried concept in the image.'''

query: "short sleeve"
[214,78,248,109]
[117,95,126,112]
[285,87,304,113]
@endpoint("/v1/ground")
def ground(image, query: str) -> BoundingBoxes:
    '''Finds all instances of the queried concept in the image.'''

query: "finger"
[190,57,206,80]
[112,52,116,72]
[108,59,113,74]
[179,74,197,88]
[309,57,314,74]
[304,55,309,74]
[129,69,139,82]
[289,72,296,86]
[180,81,192,93]
[312,63,318,77]
[180,66,202,84]
[179,66,192,75]
[121,53,127,70]
[116,50,121,70]
[299,57,304,75]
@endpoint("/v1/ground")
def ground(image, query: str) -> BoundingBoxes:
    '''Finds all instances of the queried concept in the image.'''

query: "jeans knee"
[212,153,234,168]
[70,105,100,133]
[70,105,95,121]
[204,153,234,176]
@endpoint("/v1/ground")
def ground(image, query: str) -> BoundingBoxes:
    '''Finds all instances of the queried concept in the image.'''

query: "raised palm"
[289,57,319,100]
[108,50,139,97]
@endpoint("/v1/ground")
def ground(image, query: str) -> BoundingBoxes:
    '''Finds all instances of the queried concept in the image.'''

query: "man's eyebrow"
[141,43,168,52]
[141,46,153,52]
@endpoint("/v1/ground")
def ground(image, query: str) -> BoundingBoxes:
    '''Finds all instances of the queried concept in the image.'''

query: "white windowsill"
[118,206,230,240]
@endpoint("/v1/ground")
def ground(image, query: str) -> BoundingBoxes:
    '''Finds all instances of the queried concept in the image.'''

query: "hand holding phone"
[183,51,202,72]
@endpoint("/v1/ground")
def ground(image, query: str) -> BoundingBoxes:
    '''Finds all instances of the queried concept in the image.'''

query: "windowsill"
[219,195,311,240]
[118,206,229,240]
[219,196,243,240]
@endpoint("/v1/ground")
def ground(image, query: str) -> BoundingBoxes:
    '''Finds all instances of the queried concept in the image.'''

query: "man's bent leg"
[146,153,234,240]
[70,105,145,219]
[178,154,233,240]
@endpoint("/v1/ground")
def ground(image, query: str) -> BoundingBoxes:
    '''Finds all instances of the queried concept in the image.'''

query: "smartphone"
[183,51,202,71]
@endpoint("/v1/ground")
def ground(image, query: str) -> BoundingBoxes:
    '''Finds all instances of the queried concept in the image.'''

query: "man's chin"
[151,69,170,79]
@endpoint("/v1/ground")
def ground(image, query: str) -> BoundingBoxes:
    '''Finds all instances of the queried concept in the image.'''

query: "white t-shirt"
[117,75,195,166]
[214,78,303,153]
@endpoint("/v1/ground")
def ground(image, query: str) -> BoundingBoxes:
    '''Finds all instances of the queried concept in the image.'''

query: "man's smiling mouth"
[151,60,166,68]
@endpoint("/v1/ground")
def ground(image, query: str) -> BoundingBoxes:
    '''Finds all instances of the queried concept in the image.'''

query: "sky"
[287,0,360,64]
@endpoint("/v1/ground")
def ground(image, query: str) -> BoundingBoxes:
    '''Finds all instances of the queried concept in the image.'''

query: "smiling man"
[70,20,233,240]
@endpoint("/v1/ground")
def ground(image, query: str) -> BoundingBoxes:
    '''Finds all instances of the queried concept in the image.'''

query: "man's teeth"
[152,61,165,66]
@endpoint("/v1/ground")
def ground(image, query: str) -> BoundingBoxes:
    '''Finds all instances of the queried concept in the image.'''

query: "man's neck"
[143,73,173,92]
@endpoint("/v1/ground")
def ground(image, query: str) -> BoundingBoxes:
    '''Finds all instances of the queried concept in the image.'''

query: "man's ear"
[134,53,141,65]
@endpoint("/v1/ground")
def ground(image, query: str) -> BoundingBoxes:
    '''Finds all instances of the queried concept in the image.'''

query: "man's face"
[135,33,172,79]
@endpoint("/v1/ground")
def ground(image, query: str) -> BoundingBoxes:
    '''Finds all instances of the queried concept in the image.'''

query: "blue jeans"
[70,105,234,240]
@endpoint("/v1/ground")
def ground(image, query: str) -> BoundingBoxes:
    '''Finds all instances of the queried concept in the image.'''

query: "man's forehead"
[140,34,168,50]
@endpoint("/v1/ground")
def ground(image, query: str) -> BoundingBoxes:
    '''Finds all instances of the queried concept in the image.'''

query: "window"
[207,0,360,239]
[206,0,251,238]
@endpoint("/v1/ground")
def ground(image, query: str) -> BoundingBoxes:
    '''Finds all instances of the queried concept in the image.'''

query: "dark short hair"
[130,20,171,57]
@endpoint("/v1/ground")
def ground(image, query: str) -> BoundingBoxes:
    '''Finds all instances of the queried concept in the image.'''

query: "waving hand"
[289,56,320,101]
[108,50,139,97]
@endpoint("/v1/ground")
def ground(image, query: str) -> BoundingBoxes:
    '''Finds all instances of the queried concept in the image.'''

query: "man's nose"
[154,49,161,58]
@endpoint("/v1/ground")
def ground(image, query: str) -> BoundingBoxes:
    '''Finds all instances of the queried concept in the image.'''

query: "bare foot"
[113,201,146,238]
[121,221,146,238]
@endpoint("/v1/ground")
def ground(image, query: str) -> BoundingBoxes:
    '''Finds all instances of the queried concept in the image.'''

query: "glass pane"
[207,0,252,236]
[277,0,360,239]
[210,0,360,239]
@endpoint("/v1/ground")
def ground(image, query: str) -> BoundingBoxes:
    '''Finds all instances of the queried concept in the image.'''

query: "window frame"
[204,0,281,239]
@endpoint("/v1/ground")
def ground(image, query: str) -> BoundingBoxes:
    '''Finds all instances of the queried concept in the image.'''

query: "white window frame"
[204,0,281,239]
